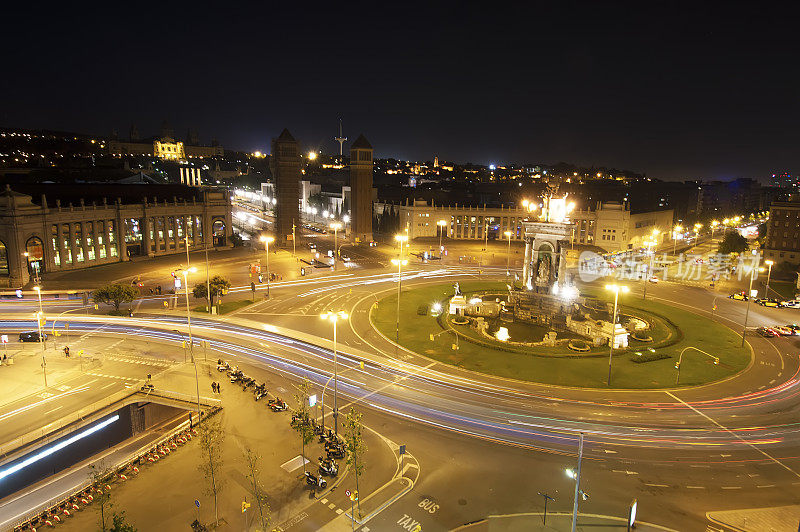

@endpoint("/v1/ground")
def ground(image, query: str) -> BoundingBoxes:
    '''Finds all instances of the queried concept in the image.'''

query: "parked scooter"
[318,457,339,477]
[304,471,327,489]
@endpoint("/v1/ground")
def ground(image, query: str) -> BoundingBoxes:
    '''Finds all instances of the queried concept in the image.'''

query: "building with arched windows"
[0,184,232,287]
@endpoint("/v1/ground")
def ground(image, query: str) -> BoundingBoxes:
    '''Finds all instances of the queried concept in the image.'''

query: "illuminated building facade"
[0,184,231,287]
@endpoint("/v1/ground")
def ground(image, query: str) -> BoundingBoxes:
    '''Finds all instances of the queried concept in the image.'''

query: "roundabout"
[369,280,751,388]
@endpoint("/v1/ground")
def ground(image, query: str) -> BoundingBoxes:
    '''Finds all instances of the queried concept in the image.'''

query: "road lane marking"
[644,483,669,488]
[44,406,63,415]
[666,391,800,480]
[686,486,705,489]
[721,486,741,490]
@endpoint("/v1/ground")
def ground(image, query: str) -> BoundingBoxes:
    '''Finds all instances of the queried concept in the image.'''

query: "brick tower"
[349,134,373,243]
[270,129,300,247]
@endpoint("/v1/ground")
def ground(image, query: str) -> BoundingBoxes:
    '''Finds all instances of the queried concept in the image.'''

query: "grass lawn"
[372,281,750,389]
[192,299,255,315]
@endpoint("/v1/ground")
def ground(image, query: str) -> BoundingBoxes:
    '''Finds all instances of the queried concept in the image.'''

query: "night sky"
[2,3,798,180]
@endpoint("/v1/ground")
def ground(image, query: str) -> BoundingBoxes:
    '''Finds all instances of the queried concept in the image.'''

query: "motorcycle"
[318,457,339,477]
[304,471,327,489]
[318,428,334,443]
[229,370,243,383]
[326,446,345,460]
[269,398,288,412]
[216,361,230,372]
[241,376,256,390]
[253,384,268,401]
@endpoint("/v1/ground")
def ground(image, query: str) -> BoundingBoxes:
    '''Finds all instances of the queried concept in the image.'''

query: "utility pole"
[570,432,585,532]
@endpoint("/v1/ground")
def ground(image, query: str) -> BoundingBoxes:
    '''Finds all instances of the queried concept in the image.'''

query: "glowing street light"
[765,259,774,299]
[330,222,342,270]
[672,225,682,255]
[391,258,409,341]
[504,230,513,276]
[741,264,765,347]
[320,310,348,436]
[693,223,702,243]
[437,220,448,258]
[605,284,629,386]
[259,235,275,297]
[33,285,47,386]
[395,234,408,260]
[307,151,317,161]
[179,265,201,417]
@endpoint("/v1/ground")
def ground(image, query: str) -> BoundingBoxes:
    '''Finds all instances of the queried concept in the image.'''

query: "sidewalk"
[707,505,800,532]
[453,512,678,531]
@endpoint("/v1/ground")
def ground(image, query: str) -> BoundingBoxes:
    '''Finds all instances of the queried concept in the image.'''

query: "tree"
[197,418,226,525]
[93,283,138,312]
[88,463,114,531]
[109,512,137,532]
[193,275,231,308]
[718,231,749,255]
[344,407,368,517]
[242,446,271,531]
[291,379,315,474]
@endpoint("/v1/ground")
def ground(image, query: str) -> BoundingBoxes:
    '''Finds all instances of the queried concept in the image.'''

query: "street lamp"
[391,258,408,341]
[711,220,719,240]
[765,259,774,299]
[675,346,719,385]
[259,235,274,297]
[741,264,765,347]
[33,285,47,387]
[395,234,408,260]
[693,223,702,243]
[672,225,682,255]
[437,220,448,258]
[329,222,342,270]
[320,310,348,437]
[504,230,513,276]
[605,284,629,386]
[181,266,202,417]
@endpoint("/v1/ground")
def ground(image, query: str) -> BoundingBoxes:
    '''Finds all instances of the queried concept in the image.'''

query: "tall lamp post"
[437,220,447,259]
[711,220,719,240]
[33,285,47,387]
[765,259,774,299]
[259,235,274,297]
[693,223,702,244]
[741,264,764,347]
[330,222,342,270]
[605,284,629,386]
[672,225,682,255]
[395,234,408,260]
[504,230,513,276]
[181,267,201,417]
[320,310,347,437]
[391,258,408,342]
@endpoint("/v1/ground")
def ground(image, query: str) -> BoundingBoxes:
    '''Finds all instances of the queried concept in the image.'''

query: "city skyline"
[2,5,798,181]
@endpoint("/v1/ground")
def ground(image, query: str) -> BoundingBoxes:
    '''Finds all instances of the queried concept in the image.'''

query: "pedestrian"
[64,346,70,358]
[2,354,6,364]
[211,382,215,393]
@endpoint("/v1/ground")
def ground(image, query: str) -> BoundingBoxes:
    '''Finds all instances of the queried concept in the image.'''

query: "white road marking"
[666,391,800,480]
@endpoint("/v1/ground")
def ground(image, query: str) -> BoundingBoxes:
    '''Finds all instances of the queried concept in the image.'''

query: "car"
[781,300,800,309]
[307,242,317,250]
[756,327,779,337]
[19,331,47,342]
[787,324,800,333]
[757,298,780,308]
[729,292,748,301]
[340,255,351,262]
[771,326,795,336]
[648,276,659,283]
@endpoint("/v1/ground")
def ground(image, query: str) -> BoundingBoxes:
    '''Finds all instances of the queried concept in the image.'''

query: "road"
[5,234,799,530]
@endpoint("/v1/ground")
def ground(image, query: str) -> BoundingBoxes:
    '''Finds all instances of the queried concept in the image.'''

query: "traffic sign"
[399,444,406,455]
[309,394,317,407]
[1,335,7,344]
[345,489,351,498]
[194,499,200,508]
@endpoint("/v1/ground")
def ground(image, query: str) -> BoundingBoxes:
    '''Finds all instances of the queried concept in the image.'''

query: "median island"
[370,281,750,389]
